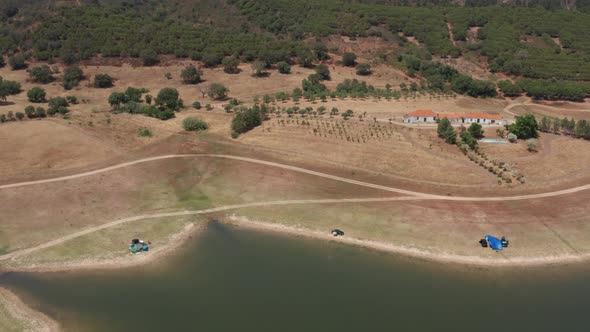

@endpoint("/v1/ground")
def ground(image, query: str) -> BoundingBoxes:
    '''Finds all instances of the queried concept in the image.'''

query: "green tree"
[15,112,24,120]
[125,87,147,102]
[181,65,203,84]
[108,92,128,108]
[575,120,590,139]
[468,123,484,139]
[208,83,229,100]
[25,105,35,118]
[94,74,113,88]
[460,130,478,149]
[539,116,550,132]
[27,65,54,83]
[313,43,330,61]
[315,64,330,81]
[63,66,84,90]
[342,52,357,67]
[182,117,208,131]
[355,63,371,76]
[330,107,339,117]
[551,118,561,134]
[48,97,69,115]
[296,49,314,68]
[231,106,263,137]
[35,107,46,118]
[222,57,240,74]
[498,80,522,97]
[27,87,46,103]
[155,88,182,111]
[342,109,354,120]
[276,61,291,74]
[202,53,222,67]
[141,49,159,66]
[0,77,22,102]
[507,114,538,139]
[8,53,27,70]
[437,118,457,144]
[251,61,268,77]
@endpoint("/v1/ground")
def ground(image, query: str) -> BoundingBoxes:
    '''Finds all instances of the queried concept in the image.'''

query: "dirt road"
[2,154,589,201]
[2,153,590,262]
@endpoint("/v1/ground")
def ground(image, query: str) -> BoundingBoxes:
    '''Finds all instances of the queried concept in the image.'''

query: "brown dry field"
[1,61,590,268]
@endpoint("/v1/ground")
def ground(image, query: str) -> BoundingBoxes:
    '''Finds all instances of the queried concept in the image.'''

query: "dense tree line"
[1,4,304,69]
[108,86,182,120]
[539,116,590,140]
[0,1,588,102]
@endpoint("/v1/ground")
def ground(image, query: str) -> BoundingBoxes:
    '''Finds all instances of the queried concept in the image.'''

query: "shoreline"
[224,216,590,268]
[3,216,590,274]
[0,287,60,332]
[2,216,590,332]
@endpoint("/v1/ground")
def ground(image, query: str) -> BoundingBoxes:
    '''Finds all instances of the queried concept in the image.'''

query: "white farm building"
[402,109,437,123]
[403,110,506,126]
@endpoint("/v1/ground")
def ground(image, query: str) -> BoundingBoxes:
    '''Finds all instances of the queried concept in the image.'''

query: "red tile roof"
[404,109,436,118]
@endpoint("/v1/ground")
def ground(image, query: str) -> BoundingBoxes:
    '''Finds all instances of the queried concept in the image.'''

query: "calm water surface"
[2,222,590,332]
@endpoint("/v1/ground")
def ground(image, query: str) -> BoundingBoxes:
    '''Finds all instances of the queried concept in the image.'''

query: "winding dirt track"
[2,153,590,262]
[2,154,590,201]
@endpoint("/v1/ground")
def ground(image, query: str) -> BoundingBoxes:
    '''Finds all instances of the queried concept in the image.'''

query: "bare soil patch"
[0,120,121,178]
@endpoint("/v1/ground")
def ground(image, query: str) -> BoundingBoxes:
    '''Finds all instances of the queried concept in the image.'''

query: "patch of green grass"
[11,216,202,267]
[138,128,153,137]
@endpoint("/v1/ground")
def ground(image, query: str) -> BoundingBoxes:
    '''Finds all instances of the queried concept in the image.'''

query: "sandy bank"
[3,214,590,273]
[224,215,590,268]
[0,288,60,332]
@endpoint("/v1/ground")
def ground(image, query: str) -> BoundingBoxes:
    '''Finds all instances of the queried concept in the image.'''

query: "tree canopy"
[155,88,182,111]
[507,114,539,139]
[0,77,21,102]
[181,65,203,84]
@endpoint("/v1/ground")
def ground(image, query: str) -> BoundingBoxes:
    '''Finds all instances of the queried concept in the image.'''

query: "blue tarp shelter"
[485,235,503,250]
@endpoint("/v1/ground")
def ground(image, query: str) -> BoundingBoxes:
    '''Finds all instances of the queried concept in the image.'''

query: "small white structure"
[402,110,507,126]
[403,109,437,124]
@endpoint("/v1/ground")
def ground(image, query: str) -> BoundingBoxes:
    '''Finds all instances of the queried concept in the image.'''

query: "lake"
[2,222,590,332]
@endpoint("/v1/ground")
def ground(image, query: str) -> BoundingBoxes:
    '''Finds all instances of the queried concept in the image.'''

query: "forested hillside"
[1,0,589,100]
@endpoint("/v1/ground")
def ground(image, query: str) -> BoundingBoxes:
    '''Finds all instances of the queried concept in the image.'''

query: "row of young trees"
[539,116,590,140]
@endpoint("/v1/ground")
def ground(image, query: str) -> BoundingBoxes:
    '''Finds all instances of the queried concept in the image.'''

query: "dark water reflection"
[2,222,590,332]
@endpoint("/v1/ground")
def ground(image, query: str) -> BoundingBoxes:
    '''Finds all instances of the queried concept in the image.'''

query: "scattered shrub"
[507,133,517,143]
[181,65,202,84]
[276,61,291,74]
[94,74,113,88]
[27,87,46,103]
[138,128,153,137]
[355,63,371,76]
[526,139,538,152]
[182,117,208,131]
[63,66,84,90]
[27,65,54,83]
